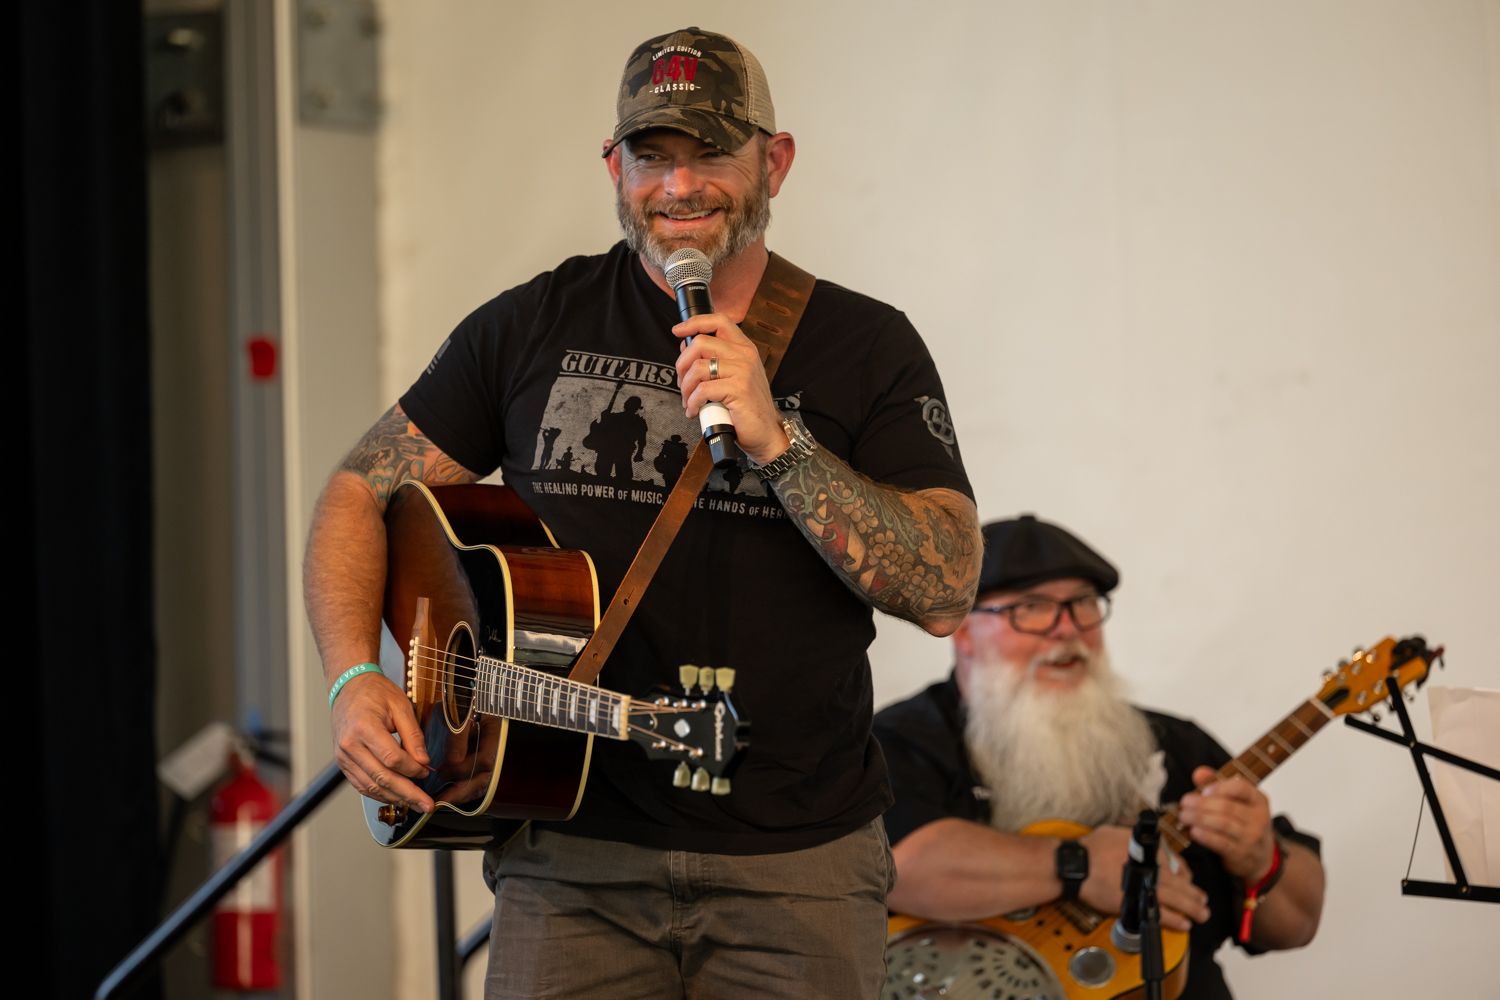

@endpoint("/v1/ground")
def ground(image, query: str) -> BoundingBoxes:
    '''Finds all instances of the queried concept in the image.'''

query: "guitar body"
[886,820,1188,1000]
[364,481,601,849]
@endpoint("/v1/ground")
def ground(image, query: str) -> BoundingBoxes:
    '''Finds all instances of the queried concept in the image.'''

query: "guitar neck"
[475,655,630,741]
[1158,696,1335,853]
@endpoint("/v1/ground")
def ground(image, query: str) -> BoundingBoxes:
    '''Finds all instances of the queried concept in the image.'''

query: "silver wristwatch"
[751,413,817,481]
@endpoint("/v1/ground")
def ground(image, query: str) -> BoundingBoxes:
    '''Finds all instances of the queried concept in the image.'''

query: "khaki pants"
[483,820,894,999]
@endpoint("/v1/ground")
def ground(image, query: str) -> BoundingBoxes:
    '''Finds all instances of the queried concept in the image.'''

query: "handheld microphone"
[663,248,740,469]
[1112,809,1161,954]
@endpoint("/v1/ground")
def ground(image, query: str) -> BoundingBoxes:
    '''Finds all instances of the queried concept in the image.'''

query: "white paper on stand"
[1427,685,1499,884]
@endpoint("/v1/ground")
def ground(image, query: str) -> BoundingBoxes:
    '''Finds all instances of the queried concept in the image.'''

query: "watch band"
[1055,839,1089,902]
[750,413,817,481]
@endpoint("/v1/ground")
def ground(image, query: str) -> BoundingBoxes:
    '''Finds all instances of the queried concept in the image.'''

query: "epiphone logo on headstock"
[714,702,726,762]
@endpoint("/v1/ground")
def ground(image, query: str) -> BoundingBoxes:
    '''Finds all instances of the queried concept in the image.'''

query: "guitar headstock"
[1316,635,1441,716]
[628,665,751,796]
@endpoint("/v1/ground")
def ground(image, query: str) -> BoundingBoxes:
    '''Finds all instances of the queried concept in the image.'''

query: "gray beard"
[963,644,1160,834]
[615,164,772,272]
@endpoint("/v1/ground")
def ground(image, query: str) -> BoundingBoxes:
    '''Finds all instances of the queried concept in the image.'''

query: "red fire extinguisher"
[210,745,282,990]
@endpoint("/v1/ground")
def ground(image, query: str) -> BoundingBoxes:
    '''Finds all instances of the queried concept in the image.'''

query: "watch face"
[1057,841,1088,880]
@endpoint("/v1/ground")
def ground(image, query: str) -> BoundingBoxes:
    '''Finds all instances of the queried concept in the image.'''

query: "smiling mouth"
[656,208,721,224]
[1035,652,1087,674]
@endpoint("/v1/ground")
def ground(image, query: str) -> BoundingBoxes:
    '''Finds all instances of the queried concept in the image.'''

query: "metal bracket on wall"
[144,11,226,149]
[297,0,382,130]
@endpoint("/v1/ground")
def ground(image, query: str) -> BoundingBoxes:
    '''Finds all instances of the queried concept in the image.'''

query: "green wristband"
[328,662,383,709]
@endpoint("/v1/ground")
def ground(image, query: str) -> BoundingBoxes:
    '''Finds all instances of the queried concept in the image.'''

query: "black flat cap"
[977,514,1119,596]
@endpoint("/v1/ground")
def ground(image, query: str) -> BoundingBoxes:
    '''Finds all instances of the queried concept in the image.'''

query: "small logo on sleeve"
[916,395,956,457]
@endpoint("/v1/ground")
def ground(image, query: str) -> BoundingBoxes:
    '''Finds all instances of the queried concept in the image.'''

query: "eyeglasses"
[969,593,1112,635]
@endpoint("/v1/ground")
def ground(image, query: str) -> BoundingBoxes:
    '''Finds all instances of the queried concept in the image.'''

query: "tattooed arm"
[672,312,980,636]
[303,403,481,811]
[768,449,981,637]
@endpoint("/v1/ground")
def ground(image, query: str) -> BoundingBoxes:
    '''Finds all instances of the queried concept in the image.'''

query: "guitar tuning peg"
[679,665,699,692]
[691,767,711,792]
[716,667,736,693]
[698,666,716,693]
[711,776,732,796]
[1322,669,1333,679]
[673,762,692,788]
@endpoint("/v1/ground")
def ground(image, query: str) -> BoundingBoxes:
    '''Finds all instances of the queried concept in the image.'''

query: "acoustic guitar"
[362,480,749,850]
[884,635,1439,1000]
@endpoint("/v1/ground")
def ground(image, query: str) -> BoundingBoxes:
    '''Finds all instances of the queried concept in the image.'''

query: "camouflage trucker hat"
[602,27,776,157]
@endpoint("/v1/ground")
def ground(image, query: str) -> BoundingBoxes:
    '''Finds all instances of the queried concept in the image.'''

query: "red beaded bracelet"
[1236,841,1285,944]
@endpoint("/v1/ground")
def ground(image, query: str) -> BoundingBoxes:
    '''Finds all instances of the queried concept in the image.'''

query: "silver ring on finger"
[708,357,720,380]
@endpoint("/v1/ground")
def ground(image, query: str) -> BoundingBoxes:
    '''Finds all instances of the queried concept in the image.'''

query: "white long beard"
[964,644,1160,833]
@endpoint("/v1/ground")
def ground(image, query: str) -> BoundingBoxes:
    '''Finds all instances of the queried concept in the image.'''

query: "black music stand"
[1343,667,1499,904]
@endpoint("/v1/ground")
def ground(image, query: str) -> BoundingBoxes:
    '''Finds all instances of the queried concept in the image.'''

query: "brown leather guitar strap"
[567,252,815,684]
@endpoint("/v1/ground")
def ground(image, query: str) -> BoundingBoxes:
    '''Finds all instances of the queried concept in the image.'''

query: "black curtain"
[21,1,163,997]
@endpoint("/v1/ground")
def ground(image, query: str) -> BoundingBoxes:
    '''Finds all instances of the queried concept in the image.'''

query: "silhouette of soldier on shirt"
[537,426,562,471]
[584,390,647,484]
[652,433,690,487]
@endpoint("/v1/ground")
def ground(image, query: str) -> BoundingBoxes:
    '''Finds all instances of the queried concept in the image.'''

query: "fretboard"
[474,655,628,740]
[1159,696,1333,853]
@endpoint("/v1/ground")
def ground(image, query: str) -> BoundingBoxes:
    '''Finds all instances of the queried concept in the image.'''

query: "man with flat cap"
[874,515,1326,998]
[303,25,980,999]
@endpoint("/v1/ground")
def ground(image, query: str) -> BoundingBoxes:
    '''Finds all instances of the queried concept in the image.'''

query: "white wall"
[370,2,1500,996]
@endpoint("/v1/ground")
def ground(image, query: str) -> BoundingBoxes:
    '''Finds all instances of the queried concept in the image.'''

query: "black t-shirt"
[873,674,1321,1000]
[399,242,972,854]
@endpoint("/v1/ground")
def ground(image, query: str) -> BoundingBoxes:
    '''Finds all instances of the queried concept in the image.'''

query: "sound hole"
[443,622,477,732]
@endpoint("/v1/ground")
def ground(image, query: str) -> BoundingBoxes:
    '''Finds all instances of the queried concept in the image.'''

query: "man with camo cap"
[305,26,980,998]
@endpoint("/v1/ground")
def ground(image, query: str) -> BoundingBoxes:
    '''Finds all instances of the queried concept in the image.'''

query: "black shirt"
[400,243,972,854]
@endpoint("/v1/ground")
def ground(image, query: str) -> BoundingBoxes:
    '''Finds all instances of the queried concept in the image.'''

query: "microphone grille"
[664,248,713,291]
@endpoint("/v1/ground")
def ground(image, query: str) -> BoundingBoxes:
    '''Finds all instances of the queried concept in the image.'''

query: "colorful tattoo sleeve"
[340,404,480,507]
[768,448,980,627]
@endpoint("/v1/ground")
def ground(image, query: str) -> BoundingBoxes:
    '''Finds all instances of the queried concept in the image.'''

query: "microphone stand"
[1138,854,1165,1000]
[1113,808,1166,1000]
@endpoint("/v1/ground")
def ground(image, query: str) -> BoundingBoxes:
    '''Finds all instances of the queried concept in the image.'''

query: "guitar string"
[403,650,716,717]
[403,641,728,702]
[403,639,736,694]
[394,652,714,757]
[396,641,729,695]
[404,641,729,699]
[1144,684,1406,886]
[624,725,701,757]
[1155,715,1308,856]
